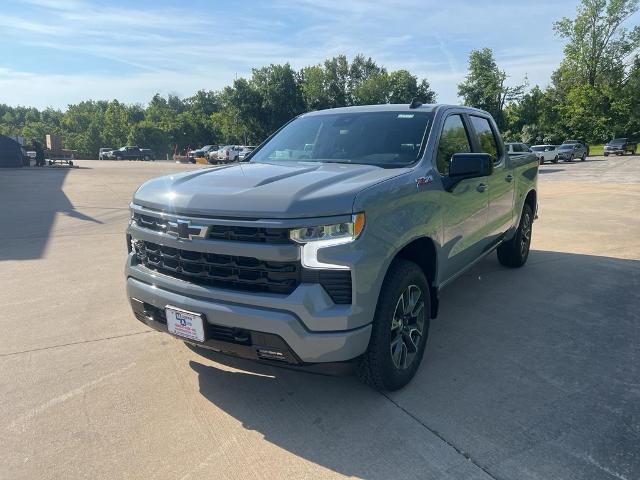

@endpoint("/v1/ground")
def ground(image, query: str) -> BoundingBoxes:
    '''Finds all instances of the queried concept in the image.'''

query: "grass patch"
[589,144,604,156]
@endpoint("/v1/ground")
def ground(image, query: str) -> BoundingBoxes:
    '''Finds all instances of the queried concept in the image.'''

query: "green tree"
[554,0,640,87]
[387,70,436,104]
[252,63,305,135]
[102,100,130,148]
[300,64,330,111]
[128,121,168,156]
[323,55,350,108]
[458,48,526,129]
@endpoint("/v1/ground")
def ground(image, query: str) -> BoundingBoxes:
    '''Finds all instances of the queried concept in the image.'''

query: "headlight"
[290,213,365,270]
[290,213,365,243]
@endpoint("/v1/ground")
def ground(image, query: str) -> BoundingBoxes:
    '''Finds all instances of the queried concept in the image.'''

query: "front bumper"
[127,275,371,363]
[124,204,393,364]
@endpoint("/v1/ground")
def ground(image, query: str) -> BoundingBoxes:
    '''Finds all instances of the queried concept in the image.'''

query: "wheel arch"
[524,189,537,217]
[390,236,439,319]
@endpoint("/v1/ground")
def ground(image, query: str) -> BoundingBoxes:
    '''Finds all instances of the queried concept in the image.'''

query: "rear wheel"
[581,153,586,161]
[358,259,430,391]
[497,203,533,268]
[553,156,558,164]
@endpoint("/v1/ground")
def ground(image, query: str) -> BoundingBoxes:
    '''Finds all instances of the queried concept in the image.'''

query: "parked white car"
[530,145,559,164]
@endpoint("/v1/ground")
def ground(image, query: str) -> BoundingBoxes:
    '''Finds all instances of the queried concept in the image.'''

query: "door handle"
[477,183,488,192]
[505,174,514,182]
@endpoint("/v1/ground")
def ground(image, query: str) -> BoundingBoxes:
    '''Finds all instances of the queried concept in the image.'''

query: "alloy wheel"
[520,212,532,258]
[390,285,425,370]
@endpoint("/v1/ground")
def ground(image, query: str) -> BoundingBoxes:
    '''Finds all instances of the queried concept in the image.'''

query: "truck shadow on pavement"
[0,167,102,261]
[189,249,640,480]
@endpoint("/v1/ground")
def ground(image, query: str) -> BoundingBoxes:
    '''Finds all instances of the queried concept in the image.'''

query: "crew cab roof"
[301,104,491,117]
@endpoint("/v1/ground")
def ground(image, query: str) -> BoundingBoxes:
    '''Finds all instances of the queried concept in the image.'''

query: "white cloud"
[0,68,234,109]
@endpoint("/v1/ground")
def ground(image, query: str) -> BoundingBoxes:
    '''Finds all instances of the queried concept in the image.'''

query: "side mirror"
[444,153,493,191]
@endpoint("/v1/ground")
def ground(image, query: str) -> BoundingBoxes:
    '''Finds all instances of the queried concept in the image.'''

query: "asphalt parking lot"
[1,156,639,480]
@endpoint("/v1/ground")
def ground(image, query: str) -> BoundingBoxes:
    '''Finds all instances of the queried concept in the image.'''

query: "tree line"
[0,0,638,158]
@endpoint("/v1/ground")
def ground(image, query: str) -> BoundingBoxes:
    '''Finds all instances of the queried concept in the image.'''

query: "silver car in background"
[557,142,587,162]
[530,145,558,164]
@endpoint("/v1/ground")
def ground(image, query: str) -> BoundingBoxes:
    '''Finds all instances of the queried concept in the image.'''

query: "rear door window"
[469,116,500,162]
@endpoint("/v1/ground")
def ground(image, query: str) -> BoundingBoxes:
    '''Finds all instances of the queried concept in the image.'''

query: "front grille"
[131,239,353,304]
[133,213,167,233]
[208,225,290,244]
[132,213,290,244]
[135,241,299,295]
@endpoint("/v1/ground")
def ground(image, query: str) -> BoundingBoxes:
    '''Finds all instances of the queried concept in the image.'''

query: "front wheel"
[581,153,586,161]
[497,203,533,268]
[357,259,430,391]
[553,156,558,164]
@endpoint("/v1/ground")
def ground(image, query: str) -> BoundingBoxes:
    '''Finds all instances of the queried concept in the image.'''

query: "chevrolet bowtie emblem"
[167,219,208,240]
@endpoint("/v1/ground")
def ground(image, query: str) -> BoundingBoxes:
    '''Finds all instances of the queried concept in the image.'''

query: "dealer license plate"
[166,306,205,342]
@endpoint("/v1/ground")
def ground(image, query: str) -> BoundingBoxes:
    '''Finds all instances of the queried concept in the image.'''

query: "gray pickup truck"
[126,103,538,390]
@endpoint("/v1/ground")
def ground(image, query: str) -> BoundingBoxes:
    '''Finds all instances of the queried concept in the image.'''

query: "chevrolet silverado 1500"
[126,103,538,390]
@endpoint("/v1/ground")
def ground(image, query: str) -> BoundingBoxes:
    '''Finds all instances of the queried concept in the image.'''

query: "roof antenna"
[409,97,422,109]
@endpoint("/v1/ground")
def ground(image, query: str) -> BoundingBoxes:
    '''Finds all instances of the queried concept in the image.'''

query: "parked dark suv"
[604,138,637,156]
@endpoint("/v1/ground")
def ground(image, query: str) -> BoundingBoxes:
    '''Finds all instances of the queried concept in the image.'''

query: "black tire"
[581,153,586,161]
[357,259,430,391]
[553,156,558,164]
[604,153,609,157]
[497,203,533,268]
[567,154,574,162]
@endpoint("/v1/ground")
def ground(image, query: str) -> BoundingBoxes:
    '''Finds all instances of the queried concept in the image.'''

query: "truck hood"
[133,161,408,219]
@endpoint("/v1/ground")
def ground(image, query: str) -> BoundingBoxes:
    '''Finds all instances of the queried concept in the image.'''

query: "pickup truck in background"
[139,148,155,161]
[125,103,538,390]
[604,138,637,156]
[108,146,153,161]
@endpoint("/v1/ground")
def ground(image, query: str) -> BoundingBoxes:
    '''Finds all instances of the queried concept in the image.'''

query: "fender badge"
[416,175,433,188]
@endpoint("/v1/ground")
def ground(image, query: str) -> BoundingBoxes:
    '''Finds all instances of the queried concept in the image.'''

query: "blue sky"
[0,0,636,110]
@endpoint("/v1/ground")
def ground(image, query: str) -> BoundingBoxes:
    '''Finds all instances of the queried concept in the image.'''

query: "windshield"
[530,146,546,152]
[609,138,626,144]
[559,144,575,149]
[250,111,434,168]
